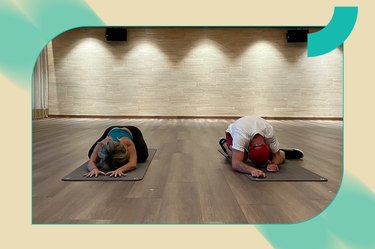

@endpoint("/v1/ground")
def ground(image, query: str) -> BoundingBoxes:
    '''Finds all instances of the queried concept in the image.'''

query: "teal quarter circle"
[308,6,358,57]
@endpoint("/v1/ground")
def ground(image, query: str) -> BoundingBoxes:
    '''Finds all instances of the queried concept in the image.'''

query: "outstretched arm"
[84,143,106,177]
[231,149,265,178]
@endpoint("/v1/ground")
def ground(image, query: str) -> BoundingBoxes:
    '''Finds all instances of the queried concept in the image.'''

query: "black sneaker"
[219,137,228,154]
[281,148,304,159]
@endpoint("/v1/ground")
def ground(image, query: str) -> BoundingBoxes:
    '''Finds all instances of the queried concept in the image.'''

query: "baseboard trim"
[32,109,48,120]
[47,115,343,121]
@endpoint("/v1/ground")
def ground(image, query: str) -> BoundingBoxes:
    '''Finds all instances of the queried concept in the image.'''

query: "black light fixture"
[286,29,309,43]
[105,27,127,41]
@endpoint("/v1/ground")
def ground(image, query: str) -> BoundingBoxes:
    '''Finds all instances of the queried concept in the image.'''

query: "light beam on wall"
[125,41,169,72]
[183,39,227,72]
[59,37,111,67]
[242,41,283,67]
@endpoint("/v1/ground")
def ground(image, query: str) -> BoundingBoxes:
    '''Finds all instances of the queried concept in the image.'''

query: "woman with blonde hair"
[85,126,149,178]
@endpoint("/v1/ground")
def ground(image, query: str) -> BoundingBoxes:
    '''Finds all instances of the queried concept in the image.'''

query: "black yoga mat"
[62,148,157,181]
[218,149,327,182]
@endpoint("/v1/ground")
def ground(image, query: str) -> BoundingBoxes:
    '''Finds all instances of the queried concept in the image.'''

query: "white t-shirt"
[226,116,280,153]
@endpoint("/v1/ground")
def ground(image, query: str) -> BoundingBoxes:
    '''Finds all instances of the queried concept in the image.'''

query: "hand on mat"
[266,163,279,172]
[106,168,127,178]
[84,168,106,178]
[250,168,266,178]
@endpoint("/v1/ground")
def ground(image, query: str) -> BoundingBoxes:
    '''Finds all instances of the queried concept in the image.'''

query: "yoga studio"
[32,27,342,224]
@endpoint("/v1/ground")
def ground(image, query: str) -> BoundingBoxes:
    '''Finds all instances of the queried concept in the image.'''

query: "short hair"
[97,139,130,171]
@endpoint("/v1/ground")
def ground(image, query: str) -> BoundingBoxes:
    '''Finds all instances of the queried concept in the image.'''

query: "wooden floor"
[32,118,342,224]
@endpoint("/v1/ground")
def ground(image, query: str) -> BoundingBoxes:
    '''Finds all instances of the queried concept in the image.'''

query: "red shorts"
[225,132,248,162]
[225,132,233,150]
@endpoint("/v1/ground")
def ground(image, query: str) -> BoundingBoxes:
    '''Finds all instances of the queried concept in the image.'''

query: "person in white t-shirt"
[219,116,304,178]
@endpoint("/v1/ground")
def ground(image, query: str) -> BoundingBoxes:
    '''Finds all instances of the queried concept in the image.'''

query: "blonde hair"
[97,139,130,171]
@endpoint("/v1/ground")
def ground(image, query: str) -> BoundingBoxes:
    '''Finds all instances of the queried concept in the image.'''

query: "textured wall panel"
[48,28,342,117]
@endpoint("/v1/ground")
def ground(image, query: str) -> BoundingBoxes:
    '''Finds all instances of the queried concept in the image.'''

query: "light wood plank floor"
[32,118,342,224]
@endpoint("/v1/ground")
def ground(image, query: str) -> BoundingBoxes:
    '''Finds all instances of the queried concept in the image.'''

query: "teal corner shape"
[0,0,104,89]
[257,173,375,249]
[308,6,358,57]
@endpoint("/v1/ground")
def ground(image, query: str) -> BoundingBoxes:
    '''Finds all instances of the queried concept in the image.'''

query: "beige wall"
[47,27,342,117]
